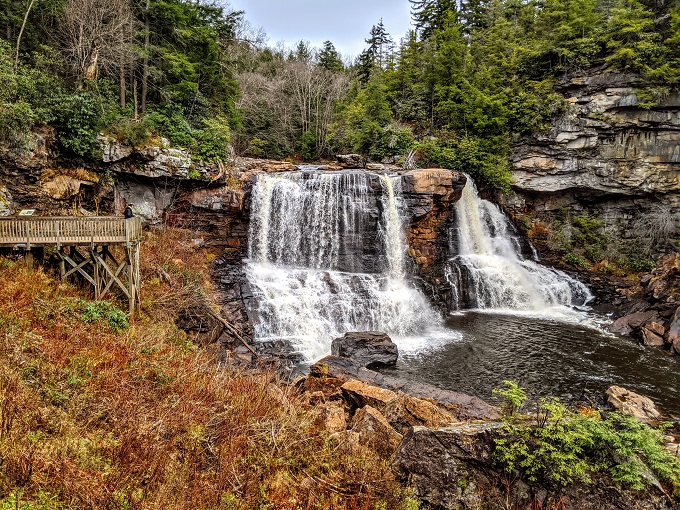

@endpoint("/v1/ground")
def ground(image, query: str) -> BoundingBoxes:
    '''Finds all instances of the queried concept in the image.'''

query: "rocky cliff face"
[507,69,679,257]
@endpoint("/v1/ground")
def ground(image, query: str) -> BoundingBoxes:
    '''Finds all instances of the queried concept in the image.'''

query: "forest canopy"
[2,0,679,189]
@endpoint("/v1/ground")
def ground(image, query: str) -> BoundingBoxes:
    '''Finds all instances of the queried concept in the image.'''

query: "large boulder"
[641,326,665,347]
[310,403,347,433]
[331,331,398,368]
[392,423,504,510]
[384,395,459,432]
[402,168,455,196]
[341,379,398,411]
[335,154,364,168]
[668,307,680,353]
[339,380,459,432]
[393,422,675,510]
[609,310,659,335]
[606,386,661,425]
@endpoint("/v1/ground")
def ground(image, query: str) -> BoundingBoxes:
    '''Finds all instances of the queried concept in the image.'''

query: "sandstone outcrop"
[606,385,661,425]
[309,356,499,421]
[351,405,402,458]
[507,68,679,269]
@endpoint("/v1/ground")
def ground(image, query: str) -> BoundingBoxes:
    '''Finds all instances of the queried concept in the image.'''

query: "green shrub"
[0,101,37,147]
[145,107,194,148]
[105,117,152,147]
[369,123,415,160]
[0,42,64,148]
[493,383,680,489]
[191,115,231,162]
[144,108,231,162]
[492,380,527,416]
[564,252,590,268]
[626,254,656,272]
[80,300,129,333]
[297,129,317,160]
[247,137,268,157]
[56,92,105,157]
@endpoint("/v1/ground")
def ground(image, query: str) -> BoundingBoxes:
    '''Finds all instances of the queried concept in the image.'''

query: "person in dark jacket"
[124,203,135,219]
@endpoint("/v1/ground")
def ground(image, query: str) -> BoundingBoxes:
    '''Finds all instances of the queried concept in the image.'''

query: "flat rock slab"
[310,356,500,421]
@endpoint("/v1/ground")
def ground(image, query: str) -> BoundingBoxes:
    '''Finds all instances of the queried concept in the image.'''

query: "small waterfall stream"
[245,171,437,361]
[447,179,592,311]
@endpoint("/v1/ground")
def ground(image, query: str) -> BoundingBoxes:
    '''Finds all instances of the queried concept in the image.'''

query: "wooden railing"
[0,216,142,248]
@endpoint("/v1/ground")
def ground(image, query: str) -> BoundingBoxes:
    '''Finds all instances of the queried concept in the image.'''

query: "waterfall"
[448,178,592,311]
[246,171,437,361]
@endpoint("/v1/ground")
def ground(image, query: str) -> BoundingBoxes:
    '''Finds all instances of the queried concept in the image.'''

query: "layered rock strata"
[507,69,679,257]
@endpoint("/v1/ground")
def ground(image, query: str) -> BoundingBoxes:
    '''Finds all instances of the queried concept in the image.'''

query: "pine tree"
[410,0,457,40]
[318,40,343,71]
[367,19,393,67]
[460,0,492,33]
[290,40,312,62]
[356,19,394,82]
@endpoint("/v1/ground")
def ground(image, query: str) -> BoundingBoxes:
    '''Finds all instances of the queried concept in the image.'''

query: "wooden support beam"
[93,251,130,299]
[61,252,96,287]
[58,248,65,279]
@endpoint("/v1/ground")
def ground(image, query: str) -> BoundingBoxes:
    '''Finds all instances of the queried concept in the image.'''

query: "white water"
[448,178,592,312]
[246,172,438,361]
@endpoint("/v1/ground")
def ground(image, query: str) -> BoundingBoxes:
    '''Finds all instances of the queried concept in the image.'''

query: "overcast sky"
[228,0,413,60]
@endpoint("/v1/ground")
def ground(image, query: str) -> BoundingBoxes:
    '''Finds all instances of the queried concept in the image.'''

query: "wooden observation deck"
[0,216,142,315]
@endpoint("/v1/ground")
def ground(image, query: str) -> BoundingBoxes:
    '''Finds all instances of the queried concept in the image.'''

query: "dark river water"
[381,310,680,416]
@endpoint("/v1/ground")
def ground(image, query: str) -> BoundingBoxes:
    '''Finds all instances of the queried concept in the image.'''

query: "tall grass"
[0,230,409,509]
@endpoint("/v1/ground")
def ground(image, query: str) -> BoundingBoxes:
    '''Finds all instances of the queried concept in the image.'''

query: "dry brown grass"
[0,231,410,509]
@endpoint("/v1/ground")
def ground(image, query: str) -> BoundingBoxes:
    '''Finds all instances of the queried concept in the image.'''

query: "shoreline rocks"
[606,385,661,425]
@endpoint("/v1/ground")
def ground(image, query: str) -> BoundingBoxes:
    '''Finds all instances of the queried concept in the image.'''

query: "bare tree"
[14,0,36,72]
[235,50,350,157]
[58,0,137,93]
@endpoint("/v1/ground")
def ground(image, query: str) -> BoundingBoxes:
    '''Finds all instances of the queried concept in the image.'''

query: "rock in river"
[331,331,398,368]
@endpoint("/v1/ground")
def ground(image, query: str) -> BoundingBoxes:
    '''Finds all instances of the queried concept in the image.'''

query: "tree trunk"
[140,0,150,113]
[119,62,126,108]
[133,78,138,119]
[14,0,36,72]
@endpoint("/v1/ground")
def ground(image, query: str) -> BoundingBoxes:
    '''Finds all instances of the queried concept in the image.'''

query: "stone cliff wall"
[507,69,680,258]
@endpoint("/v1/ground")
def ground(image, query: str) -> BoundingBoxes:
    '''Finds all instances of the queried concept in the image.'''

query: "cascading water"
[246,171,437,361]
[448,178,592,311]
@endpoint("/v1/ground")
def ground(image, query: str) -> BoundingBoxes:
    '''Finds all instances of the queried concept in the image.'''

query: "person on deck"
[124,203,135,219]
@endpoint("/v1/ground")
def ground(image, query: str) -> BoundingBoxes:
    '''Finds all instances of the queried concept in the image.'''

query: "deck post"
[58,248,65,279]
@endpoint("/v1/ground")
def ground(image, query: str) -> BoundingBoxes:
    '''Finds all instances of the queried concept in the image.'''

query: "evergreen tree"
[356,19,393,82]
[367,19,393,67]
[536,0,602,69]
[289,40,312,62]
[460,0,492,33]
[603,0,659,71]
[410,0,457,40]
[318,40,343,71]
